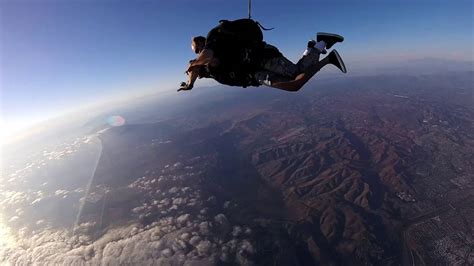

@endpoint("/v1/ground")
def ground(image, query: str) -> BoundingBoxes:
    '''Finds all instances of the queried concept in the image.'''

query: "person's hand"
[177,82,193,92]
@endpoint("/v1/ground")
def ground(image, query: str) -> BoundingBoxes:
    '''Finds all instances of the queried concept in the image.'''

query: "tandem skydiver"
[179,19,346,92]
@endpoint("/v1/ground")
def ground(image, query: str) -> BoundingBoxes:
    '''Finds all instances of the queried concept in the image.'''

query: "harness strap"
[256,21,274,31]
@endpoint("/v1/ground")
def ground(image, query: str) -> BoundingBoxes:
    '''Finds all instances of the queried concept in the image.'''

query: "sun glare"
[0,215,15,248]
[1,116,48,145]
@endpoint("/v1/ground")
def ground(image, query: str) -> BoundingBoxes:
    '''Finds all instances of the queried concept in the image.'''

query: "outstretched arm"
[179,49,215,92]
[187,67,200,87]
[178,61,211,92]
[178,67,200,91]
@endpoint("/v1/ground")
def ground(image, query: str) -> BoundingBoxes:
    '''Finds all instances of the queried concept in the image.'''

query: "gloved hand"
[177,82,193,92]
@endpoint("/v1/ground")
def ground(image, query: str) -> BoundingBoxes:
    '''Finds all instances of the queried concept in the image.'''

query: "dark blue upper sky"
[1,0,473,133]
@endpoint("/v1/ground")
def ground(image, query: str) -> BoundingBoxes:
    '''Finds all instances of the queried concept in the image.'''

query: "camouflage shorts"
[254,44,299,86]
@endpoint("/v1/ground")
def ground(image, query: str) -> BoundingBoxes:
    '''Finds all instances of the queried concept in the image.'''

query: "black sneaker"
[317,32,344,49]
[327,50,347,73]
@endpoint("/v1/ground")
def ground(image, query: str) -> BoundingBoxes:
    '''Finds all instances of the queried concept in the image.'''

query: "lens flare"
[106,115,126,127]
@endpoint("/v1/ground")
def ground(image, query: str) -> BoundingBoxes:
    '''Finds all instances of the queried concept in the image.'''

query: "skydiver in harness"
[178,19,346,92]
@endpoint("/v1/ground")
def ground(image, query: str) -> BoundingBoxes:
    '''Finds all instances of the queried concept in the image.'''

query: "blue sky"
[0,0,473,135]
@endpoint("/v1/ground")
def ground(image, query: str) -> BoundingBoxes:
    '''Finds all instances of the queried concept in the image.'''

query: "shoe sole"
[317,32,344,42]
[331,50,347,73]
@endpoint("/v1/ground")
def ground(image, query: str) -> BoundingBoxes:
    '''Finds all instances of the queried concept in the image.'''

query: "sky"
[0,0,473,137]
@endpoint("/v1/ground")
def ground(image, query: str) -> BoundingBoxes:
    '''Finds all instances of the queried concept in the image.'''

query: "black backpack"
[205,19,267,87]
[208,19,264,46]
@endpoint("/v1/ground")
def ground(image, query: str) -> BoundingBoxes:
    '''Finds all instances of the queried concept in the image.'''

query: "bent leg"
[270,55,330,92]
[296,50,321,73]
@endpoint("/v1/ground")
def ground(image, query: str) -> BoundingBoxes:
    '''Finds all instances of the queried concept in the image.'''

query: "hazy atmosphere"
[1,0,472,137]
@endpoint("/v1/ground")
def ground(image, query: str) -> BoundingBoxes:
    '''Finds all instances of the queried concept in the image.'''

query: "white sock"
[315,41,327,53]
